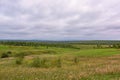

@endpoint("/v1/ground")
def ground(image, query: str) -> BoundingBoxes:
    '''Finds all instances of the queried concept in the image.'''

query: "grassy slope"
[0,45,120,80]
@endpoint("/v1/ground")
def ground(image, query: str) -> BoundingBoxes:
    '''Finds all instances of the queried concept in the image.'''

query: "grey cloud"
[0,0,120,40]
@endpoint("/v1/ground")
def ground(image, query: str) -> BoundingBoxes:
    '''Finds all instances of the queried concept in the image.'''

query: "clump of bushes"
[1,53,9,58]
[30,57,47,68]
[29,57,63,68]
[14,52,26,65]
[1,51,12,58]
[7,51,12,55]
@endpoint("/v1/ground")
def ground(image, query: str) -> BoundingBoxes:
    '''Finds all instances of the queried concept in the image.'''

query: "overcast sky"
[0,0,120,40]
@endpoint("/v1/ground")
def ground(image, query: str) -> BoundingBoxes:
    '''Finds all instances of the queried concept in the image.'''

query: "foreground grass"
[1,54,120,80]
[0,45,120,80]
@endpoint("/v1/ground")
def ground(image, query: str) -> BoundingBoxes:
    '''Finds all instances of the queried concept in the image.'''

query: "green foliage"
[81,73,120,80]
[14,52,26,58]
[1,53,9,58]
[15,52,24,65]
[97,44,102,48]
[0,43,120,80]
[73,56,79,64]
[0,40,78,49]
[15,57,24,65]
[112,44,120,48]
[29,57,62,68]
[40,50,57,54]
[74,49,120,57]
[30,57,47,68]
[55,58,62,68]
[6,51,12,55]
[0,51,12,58]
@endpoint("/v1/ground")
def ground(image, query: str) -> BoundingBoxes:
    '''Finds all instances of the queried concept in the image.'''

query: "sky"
[0,0,120,40]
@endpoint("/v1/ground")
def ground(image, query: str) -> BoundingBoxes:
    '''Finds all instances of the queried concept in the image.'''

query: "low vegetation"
[0,40,120,80]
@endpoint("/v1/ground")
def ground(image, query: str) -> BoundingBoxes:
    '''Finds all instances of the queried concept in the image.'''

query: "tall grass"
[73,56,79,64]
[56,58,62,68]
[0,44,120,80]
[30,57,47,68]
[15,57,24,65]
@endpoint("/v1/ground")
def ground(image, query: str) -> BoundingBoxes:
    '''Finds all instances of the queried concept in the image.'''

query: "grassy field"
[0,44,120,80]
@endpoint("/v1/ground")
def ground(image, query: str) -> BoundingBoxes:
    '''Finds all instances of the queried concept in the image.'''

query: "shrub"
[1,53,9,58]
[30,57,47,68]
[1,51,12,58]
[7,51,12,54]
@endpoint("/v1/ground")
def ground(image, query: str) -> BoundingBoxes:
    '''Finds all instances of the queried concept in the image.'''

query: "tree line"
[0,40,79,49]
[0,40,120,49]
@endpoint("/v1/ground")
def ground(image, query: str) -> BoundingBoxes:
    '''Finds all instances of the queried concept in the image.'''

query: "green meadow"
[0,43,120,80]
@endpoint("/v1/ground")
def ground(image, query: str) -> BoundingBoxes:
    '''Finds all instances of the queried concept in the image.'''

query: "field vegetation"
[0,40,120,80]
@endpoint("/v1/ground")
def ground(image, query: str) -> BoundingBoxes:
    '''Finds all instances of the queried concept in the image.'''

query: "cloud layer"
[0,0,120,40]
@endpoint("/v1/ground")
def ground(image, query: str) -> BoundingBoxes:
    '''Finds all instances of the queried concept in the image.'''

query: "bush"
[30,57,46,68]
[7,51,12,54]
[1,51,12,58]
[1,53,9,58]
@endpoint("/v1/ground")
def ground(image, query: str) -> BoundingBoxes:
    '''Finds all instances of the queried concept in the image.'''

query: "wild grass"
[15,57,24,65]
[0,45,120,80]
[29,57,47,68]
[1,54,120,80]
